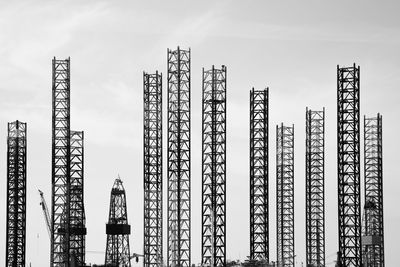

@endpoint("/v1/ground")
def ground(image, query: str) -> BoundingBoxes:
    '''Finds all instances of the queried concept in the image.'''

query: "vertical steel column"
[105,177,131,267]
[249,88,269,262]
[305,108,325,267]
[6,120,27,267]
[69,131,86,266]
[337,64,361,267]
[51,57,71,267]
[144,71,163,267]
[201,65,227,267]
[362,114,384,267]
[167,47,191,267]
[276,124,295,267]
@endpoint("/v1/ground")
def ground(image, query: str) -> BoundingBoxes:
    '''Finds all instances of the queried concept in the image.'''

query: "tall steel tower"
[69,131,86,266]
[6,120,27,267]
[276,123,295,267]
[337,64,362,267]
[362,114,384,267]
[105,177,131,267]
[167,46,191,267]
[249,88,269,262]
[305,108,325,267]
[143,71,163,267]
[201,65,227,267]
[51,57,71,266]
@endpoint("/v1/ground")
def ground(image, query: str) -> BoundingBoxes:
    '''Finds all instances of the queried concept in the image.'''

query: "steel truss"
[6,120,27,267]
[144,71,163,267]
[276,124,295,267]
[337,64,362,267]
[105,177,131,267]
[202,65,227,267]
[167,47,191,267]
[305,108,325,267]
[362,114,384,267]
[51,57,71,266]
[69,131,86,266]
[249,88,269,262]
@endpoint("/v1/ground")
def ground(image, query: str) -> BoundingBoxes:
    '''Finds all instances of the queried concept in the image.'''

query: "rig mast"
[362,114,384,267]
[51,57,71,266]
[305,108,325,267]
[337,64,362,266]
[167,47,191,267]
[105,177,132,267]
[6,120,27,267]
[143,71,163,267]
[201,65,227,267]
[249,88,269,262]
[276,123,295,267]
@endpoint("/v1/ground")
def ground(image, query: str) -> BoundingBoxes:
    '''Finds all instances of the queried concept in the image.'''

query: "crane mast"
[39,189,52,238]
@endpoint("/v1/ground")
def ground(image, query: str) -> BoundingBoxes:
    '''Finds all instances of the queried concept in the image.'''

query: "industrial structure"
[201,65,227,267]
[276,124,295,267]
[143,71,163,267]
[105,177,132,267]
[6,120,27,267]
[305,108,325,267]
[362,114,384,266]
[249,88,269,262]
[167,47,191,267]
[337,64,362,266]
[51,57,86,267]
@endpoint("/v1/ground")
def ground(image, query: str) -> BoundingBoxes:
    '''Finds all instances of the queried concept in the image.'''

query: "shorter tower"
[276,123,295,267]
[6,120,27,267]
[362,114,384,267]
[201,65,227,267]
[105,177,131,267]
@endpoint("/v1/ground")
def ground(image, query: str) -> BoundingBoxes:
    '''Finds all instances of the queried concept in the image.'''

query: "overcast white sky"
[0,0,399,266]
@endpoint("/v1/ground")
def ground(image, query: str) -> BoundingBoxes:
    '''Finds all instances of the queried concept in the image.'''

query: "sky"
[0,0,399,266]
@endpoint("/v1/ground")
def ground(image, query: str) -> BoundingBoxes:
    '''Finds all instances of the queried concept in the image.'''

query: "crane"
[38,189,51,238]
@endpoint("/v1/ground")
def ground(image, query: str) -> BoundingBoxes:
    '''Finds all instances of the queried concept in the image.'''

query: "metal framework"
[167,47,191,267]
[6,120,27,267]
[362,114,384,267]
[249,88,269,262]
[105,177,131,267]
[143,71,163,267]
[305,108,325,267]
[51,57,71,266]
[276,124,294,267]
[202,65,227,267]
[69,131,86,266]
[337,64,362,267]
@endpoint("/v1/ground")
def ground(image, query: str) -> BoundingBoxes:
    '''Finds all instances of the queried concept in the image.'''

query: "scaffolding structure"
[167,47,191,267]
[144,71,163,267]
[305,108,325,267]
[69,131,87,266]
[337,64,362,266]
[249,88,269,262]
[51,57,71,266]
[6,120,27,267]
[105,177,131,267]
[202,65,227,267]
[362,114,384,267]
[276,124,295,267]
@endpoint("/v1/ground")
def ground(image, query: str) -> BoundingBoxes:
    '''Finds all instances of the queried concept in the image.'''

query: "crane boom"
[38,189,51,238]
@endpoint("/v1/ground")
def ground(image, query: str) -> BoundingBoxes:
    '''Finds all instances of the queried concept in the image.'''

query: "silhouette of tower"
[167,46,191,267]
[249,88,269,262]
[105,177,131,267]
[6,120,27,267]
[143,71,163,267]
[337,64,362,266]
[305,108,325,267]
[276,123,295,267]
[201,65,227,267]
